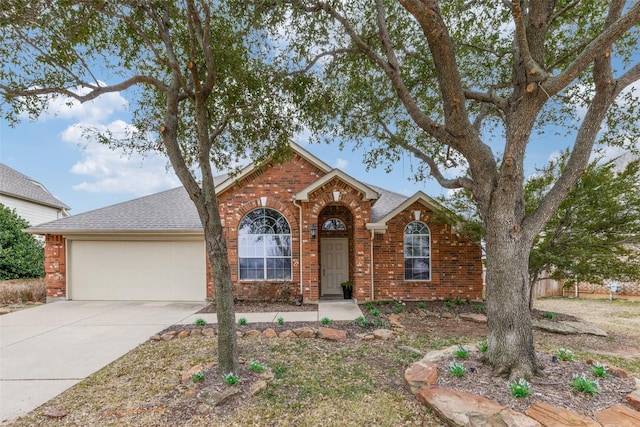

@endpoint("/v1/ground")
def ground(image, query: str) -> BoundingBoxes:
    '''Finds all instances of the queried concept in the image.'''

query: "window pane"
[239,235,265,257]
[239,258,264,280]
[322,218,346,230]
[405,258,430,280]
[267,258,292,280]
[265,235,291,257]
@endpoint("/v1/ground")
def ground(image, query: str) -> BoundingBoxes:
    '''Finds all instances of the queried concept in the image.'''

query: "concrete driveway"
[0,300,204,424]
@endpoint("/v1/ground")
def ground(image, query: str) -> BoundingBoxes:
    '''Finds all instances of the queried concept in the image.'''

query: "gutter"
[366,222,388,301]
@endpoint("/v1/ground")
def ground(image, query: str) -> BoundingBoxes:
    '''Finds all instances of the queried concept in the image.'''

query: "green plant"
[449,361,466,377]
[444,300,453,309]
[473,304,484,312]
[509,378,531,398]
[277,316,284,325]
[194,318,207,326]
[192,370,205,383]
[454,345,469,359]
[590,362,610,379]
[0,204,45,280]
[320,317,331,325]
[369,307,380,317]
[455,297,465,305]
[223,372,239,386]
[238,317,247,326]
[392,300,405,313]
[418,301,427,309]
[543,311,555,320]
[478,341,488,352]
[249,360,266,373]
[364,301,374,310]
[570,373,600,394]
[340,281,352,288]
[354,316,374,328]
[272,362,288,379]
[556,348,574,361]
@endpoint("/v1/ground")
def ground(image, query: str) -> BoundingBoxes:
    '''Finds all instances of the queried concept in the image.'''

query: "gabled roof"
[369,190,443,227]
[215,142,333,196]
[294,169,379,202]
[0,163,70,210]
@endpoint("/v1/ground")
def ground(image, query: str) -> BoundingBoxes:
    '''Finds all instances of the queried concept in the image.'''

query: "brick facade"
[42,151,483,302]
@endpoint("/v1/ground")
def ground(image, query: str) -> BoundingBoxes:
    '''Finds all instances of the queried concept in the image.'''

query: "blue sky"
[0,92,446,215]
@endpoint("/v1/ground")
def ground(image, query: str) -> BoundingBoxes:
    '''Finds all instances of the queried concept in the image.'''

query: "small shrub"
[364,301,374,310]
[543,311,555,320]
[223,372,239,386]
[455,297,466,305]
[556,348,573,361]
[473,304,484,312]
[194,318,207,326]
[277,316,284,325]
[238,317,247,326]
[509,378,532,398]
[192,370,205,383]
[478,341,488,352]
[249,360,266,373]
[454,345,469,359]
[354,316,374,328]
[449,361,466,377]
[320,317,331,325]
[444,300,453,308]
[369,307,380,317]
[570,373,600,394]
[392,300,405,313]
[590,362,610,379]
[273,362,288,379]
[418,301,427,309]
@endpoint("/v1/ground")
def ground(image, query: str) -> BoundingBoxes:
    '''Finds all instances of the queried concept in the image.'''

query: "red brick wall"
[372,202,483,301]
[44,234,66,298]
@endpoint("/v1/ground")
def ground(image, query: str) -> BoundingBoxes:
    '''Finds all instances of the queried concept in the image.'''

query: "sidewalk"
[178,300,363,325]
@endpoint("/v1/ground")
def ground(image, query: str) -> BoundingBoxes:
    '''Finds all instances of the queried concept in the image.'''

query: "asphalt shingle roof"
[369,184,408,223]
[0,163,70,210]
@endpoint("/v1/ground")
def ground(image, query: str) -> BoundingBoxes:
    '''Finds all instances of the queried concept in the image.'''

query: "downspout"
[293,198,303,297]
[370,228,375,301]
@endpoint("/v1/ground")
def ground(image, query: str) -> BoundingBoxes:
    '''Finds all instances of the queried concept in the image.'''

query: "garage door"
[68,240,206,301]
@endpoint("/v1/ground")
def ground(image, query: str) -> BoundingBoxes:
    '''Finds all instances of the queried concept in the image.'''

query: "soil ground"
[6,297,640,426]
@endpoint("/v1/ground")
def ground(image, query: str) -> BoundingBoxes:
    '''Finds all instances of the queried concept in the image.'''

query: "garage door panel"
[69,240,205,301]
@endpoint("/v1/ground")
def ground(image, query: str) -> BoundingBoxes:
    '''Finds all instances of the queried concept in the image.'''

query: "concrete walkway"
[178,299,364,325]
[0,300,205,424]
[0,299,362,424]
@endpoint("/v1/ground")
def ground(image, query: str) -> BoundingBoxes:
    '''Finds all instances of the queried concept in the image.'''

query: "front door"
[320,238,349,296]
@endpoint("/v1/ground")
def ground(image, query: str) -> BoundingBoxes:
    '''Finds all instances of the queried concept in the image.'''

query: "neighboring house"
[28,142,482,303]
[0,163,70,226]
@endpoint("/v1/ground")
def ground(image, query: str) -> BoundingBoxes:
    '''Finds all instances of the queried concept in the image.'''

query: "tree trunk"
[483,225,540,380]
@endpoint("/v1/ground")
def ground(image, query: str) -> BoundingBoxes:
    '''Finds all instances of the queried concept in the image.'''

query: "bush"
[0,204,45,280]
[0,279,46,304]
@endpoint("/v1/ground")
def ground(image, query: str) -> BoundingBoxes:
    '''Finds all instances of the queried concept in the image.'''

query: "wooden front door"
[320,238,349,296]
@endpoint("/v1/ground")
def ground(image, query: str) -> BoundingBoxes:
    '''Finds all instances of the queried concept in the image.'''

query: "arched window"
[238,208,292,280]
[322,218,346,231]
[404,221,431,281]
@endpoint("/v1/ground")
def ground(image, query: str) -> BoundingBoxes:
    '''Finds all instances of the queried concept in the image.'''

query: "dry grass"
[0,278,45,306]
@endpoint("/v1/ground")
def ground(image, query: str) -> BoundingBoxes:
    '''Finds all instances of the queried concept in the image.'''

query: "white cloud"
[335,157,349,169]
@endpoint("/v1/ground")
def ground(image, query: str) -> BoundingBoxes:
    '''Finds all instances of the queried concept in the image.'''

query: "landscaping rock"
[250,380,268,396]
[417,386,540,426]
[626,389,640,410]
[525,402,600,427]
[293,327,316,338]
[279,330,298,339]
[318,327,347,341]
[177,330,191,339]
[595,403,640,426]
[421,345,475,363]
[181,364,204,382]
[43,407,68,418]
[404,361,438,394]
[262,328,277,338]
[373,329,394,340]
[150,334,161,341]
[532,319,607,336]
[160,332,176,341]
[458,313,487,323]
[441,312,455,319]
[202,328,215,336]
[190,328,202,336]
[197,386,239,407]
[244,329,261,337]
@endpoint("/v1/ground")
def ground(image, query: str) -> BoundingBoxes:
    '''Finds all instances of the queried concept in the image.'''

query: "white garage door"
[69,240,206,301]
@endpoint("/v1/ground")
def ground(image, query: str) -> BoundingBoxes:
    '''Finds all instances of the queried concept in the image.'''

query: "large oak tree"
[269,0,640,379]
[1,0,323,375]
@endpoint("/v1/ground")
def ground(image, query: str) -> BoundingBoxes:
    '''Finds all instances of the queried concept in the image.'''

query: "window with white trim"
[238,208,292,280]
[404,221,431,281]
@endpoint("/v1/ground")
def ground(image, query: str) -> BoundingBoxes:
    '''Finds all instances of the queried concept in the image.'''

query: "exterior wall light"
[310,223,317,239]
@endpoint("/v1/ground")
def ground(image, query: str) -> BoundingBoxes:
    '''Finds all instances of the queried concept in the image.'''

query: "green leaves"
[0,204,44,280]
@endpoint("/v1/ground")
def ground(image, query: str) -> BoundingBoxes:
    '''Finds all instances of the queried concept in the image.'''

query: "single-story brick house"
[28,142,482,303]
